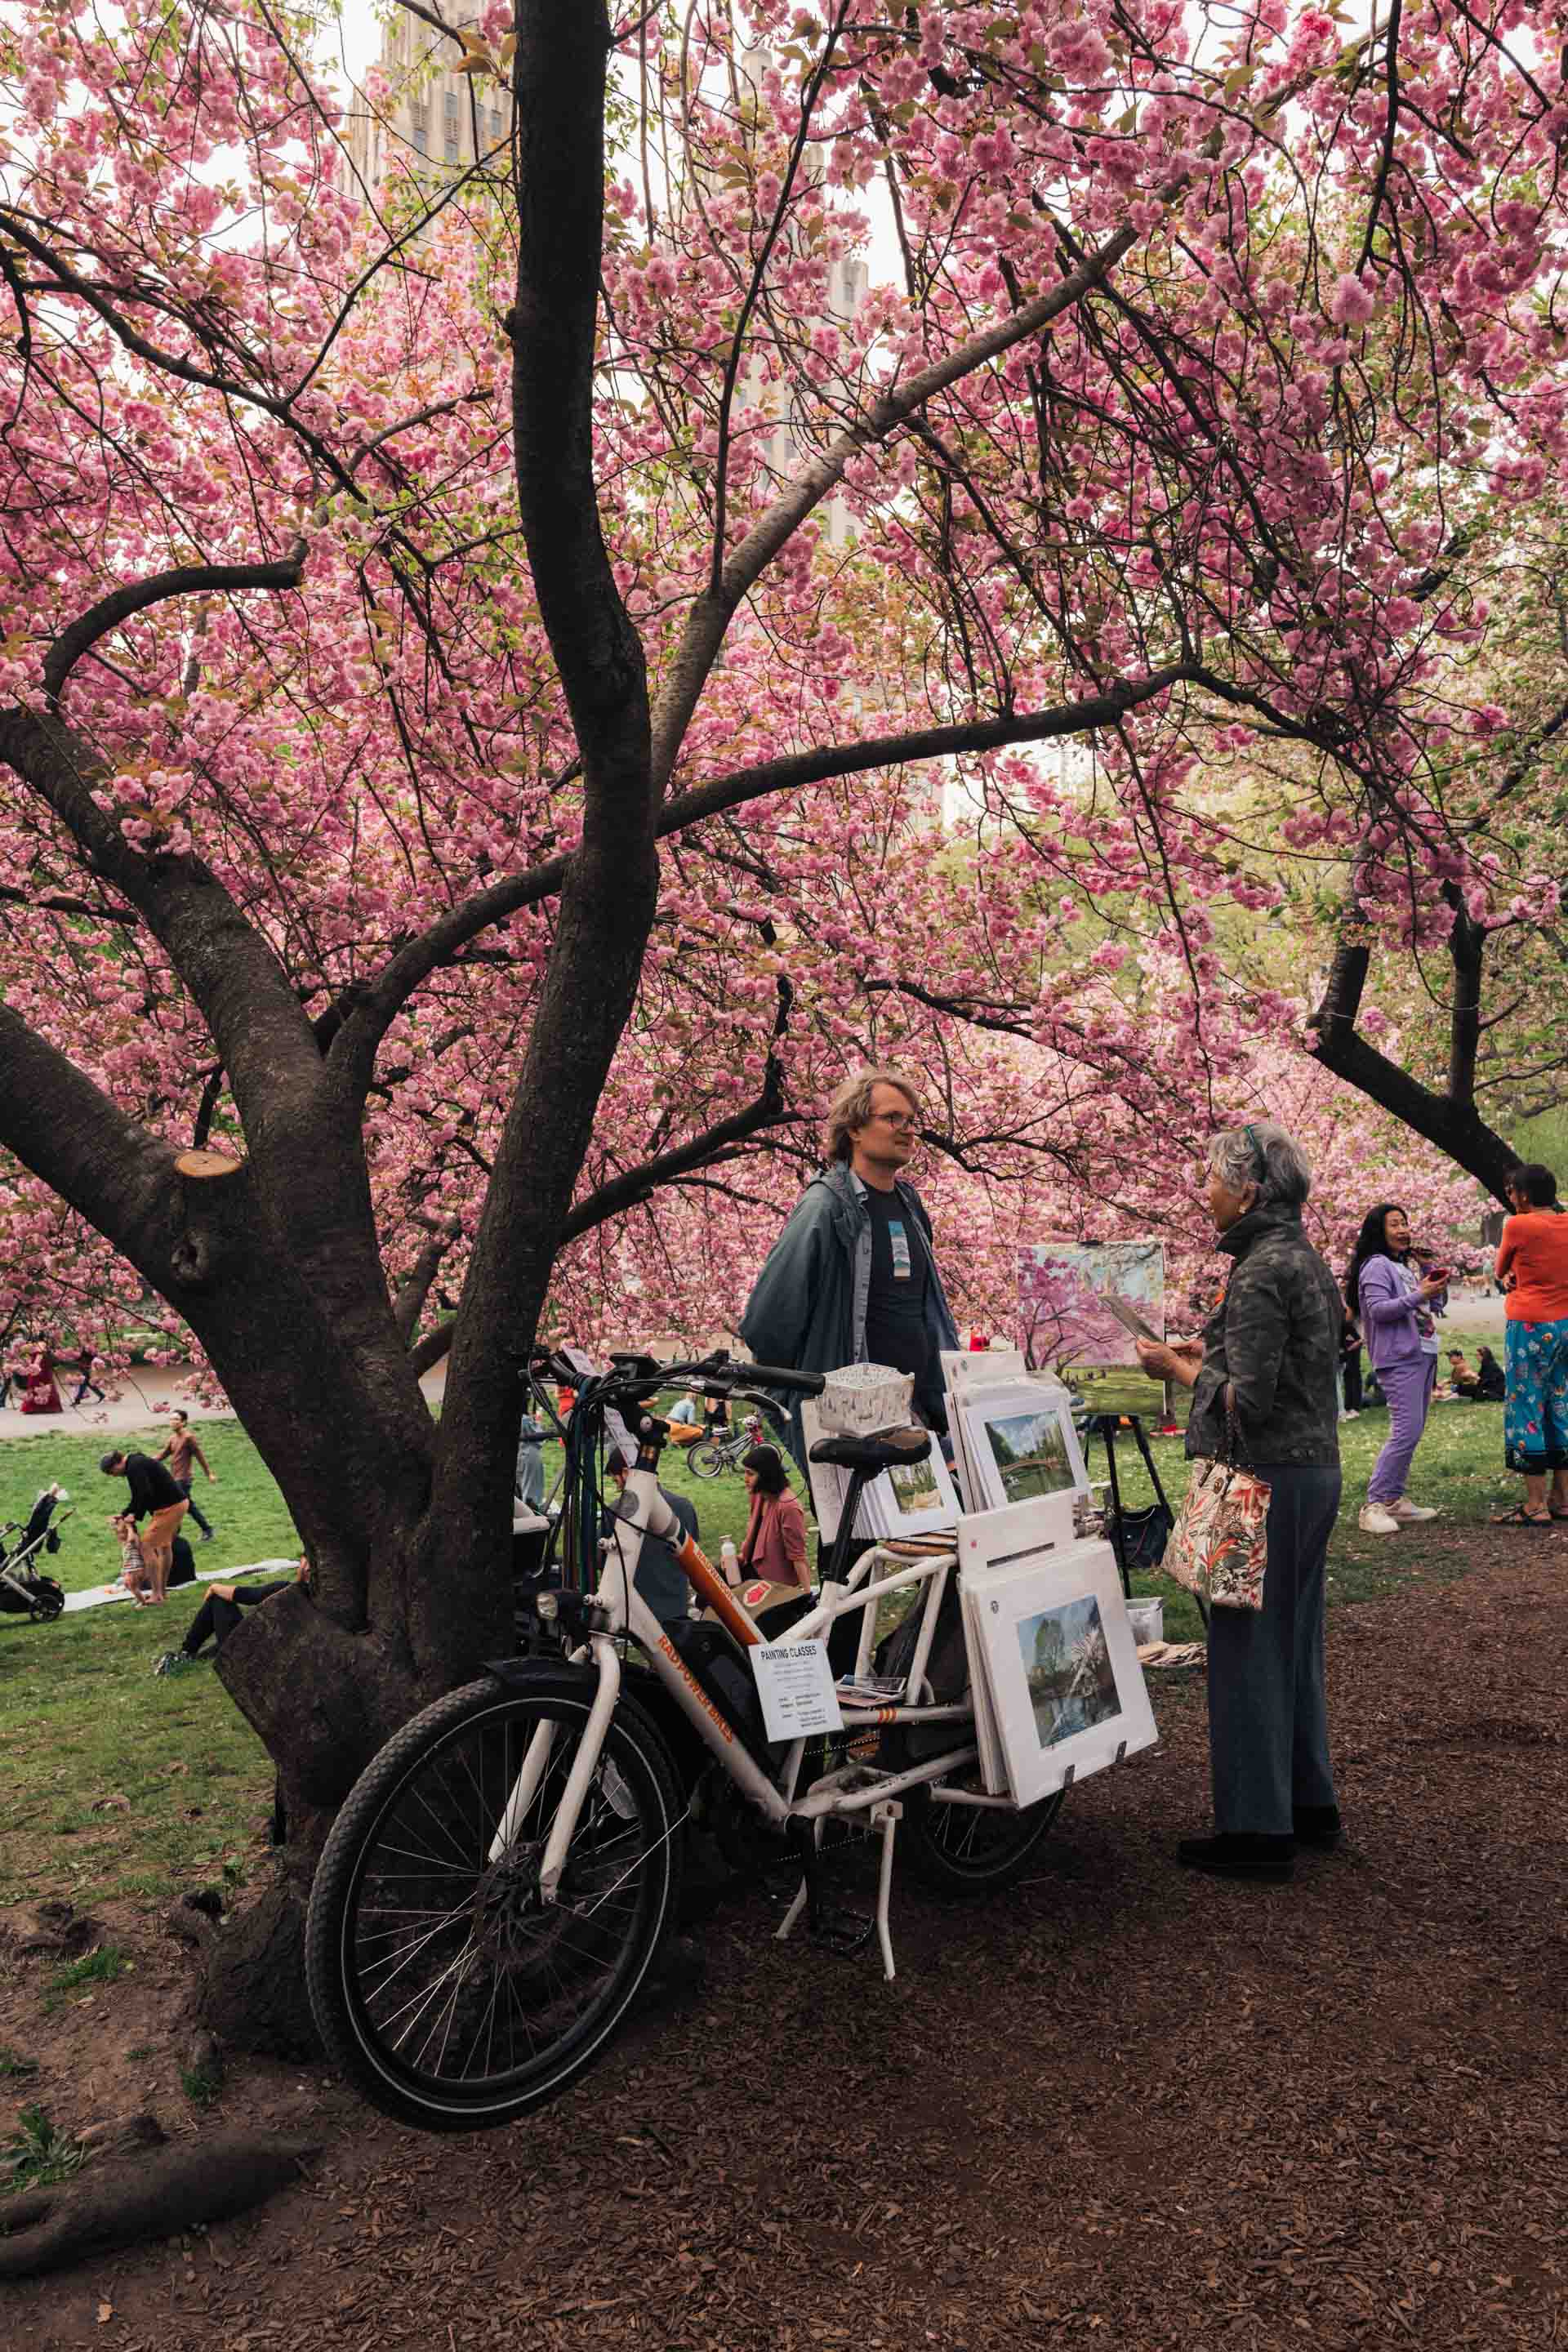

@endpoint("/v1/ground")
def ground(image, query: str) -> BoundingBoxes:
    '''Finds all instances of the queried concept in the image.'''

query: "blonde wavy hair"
[823,1067,921,1164]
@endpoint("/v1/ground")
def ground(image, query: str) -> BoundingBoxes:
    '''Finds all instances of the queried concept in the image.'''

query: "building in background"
[341,6,510,195]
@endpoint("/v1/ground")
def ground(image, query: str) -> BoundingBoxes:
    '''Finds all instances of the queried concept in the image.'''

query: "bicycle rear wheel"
[687,1441,728,1480]
[899,1771,1066,1895]
[305,1668,684,2131]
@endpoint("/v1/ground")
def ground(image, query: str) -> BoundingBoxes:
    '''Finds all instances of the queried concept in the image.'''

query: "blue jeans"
[1207,1463,1341,1837]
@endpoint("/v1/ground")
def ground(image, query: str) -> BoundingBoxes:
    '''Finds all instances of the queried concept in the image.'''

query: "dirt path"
[6,1530,1566,2350]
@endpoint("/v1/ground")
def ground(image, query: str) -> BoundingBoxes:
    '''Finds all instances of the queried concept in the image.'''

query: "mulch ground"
[6,1526,1567,2350]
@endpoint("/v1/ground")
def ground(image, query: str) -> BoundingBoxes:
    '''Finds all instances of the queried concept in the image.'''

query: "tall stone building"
[341,7,510,194]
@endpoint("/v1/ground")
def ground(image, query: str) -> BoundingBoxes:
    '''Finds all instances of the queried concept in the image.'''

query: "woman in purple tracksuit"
[1345,1204,1447,1535]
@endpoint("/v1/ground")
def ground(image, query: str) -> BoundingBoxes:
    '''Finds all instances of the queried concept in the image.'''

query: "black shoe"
[1177,1833,1294,1880]
[1292,1804,1342,1850]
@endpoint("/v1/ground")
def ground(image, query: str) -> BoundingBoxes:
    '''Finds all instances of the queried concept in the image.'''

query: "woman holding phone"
[1345,1205,1447,1535]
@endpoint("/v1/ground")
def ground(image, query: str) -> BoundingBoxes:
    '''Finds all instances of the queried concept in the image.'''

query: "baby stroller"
[0,1484,69,1623]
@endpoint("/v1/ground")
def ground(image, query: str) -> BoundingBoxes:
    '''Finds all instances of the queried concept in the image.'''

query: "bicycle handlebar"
[737,1362,826,1397]
[528,1346,823,1401]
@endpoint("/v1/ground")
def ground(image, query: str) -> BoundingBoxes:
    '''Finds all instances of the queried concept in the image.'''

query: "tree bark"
[1307,873,1520,1204]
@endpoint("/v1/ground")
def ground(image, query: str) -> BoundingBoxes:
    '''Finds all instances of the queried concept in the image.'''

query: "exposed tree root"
[0,2134,318,2278]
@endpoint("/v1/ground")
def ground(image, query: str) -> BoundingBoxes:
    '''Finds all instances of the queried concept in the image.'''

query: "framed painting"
[957,1382,1089,1513]
[959,1500,1158,1806]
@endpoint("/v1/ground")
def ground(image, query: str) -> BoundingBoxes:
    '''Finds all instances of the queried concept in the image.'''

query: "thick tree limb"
[1307,1013,1520,1200]
[0,706,328,1127]
[1307,854,1517,1200]
[506,0,648,790]
[0,1002,185,1281]
[407,1062,792,1377]
[43,549,306,705]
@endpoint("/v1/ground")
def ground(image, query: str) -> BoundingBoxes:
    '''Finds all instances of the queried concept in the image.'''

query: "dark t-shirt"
[123,1451,185,1521]
[862,1184,934,1396]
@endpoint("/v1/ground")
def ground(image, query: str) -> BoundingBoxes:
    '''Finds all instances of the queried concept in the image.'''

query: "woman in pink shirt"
[737,1446,811,1590]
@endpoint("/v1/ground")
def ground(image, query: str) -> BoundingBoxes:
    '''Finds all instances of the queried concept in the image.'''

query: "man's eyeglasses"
[871,1111,920,1133]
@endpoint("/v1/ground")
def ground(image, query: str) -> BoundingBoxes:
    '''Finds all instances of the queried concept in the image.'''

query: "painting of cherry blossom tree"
[1018,1244,1165,1374]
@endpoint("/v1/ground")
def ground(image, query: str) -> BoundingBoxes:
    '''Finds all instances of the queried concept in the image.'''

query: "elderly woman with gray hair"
[1136,1120,1346,1882]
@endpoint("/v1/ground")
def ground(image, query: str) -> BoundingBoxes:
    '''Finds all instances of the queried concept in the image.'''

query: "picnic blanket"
[60,1561,298,1615]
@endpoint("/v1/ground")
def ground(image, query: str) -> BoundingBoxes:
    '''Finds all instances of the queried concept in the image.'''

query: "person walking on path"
[1490,1162,1568,1526]
[156,1411,217,1540]
[100,1446,188,1602]
[740,1066,959,1464]
[1134,1119,1344,1882]
[1346,1204,1447,1537]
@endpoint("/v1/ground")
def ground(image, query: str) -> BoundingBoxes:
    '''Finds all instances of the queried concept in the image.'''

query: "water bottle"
[719,1539,739,1587]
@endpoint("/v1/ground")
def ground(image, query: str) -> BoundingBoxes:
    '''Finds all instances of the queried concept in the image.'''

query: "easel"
[1085,1411,1172,1599]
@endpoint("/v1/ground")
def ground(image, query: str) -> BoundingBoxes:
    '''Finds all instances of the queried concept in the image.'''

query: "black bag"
[1098,1417,1174,1574]
[168,1534,197,1589]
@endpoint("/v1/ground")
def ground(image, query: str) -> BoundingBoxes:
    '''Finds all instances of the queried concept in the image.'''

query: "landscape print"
[1017,1241,1165,1373]
[978,1405,1076,1503]
[1016,1595,1120,1750]
[885,1452,946,1521]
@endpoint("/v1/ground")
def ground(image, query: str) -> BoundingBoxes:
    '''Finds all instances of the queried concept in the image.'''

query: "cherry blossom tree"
[0,0,1561,2040]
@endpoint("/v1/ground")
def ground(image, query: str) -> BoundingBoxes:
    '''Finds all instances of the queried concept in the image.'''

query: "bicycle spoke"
[331,1692,675,2105]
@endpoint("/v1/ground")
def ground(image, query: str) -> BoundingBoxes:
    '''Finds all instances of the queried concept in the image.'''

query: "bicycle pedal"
[808,1906,875,1958]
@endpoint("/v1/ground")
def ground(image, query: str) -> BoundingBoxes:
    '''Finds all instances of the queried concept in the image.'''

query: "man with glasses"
[741,1066,959,1463]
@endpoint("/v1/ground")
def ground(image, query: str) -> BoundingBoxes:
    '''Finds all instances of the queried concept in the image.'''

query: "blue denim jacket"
[739,1161,959,1460]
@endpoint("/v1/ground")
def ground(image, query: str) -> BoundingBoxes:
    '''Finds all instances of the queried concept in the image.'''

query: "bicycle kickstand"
[871,1797,901,1982]
[776,1811,898,1973]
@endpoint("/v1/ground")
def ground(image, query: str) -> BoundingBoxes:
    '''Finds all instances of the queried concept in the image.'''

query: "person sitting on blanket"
[152,1555,306,1676]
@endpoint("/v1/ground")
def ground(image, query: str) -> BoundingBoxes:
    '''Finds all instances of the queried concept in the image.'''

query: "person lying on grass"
[152,1555,308,1677]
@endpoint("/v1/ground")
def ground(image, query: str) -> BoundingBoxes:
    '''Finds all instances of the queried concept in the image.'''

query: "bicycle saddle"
[808,1426,932,1472]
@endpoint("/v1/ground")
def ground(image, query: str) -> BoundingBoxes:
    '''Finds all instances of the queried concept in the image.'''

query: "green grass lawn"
[0,1421,301,1911]
[0,1379,1521,1918]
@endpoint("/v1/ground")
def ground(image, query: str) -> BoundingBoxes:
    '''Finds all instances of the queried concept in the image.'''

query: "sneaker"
[1358,1502,1401,1535]
[1388,1498,1438,1523]
[152,1650,202,1677]
[200,1529,216,1543]
[1341,1409,1360,1420]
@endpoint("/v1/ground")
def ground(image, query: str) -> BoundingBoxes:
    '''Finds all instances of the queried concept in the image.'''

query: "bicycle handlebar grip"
[742,1363,826,1397]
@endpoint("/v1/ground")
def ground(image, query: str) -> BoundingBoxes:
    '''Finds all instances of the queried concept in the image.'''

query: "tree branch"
[392,1215,462,1345]
[506,0,648,791]
[329,669,1193,1093]
[648,218,1143,791]
[0,1003,187,1284]
[44,549,306,706]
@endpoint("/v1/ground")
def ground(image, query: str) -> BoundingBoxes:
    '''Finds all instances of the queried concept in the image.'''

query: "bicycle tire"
[897,1771,1066,1896]
[687,1442,728,1481]
[305,1667,684,2131]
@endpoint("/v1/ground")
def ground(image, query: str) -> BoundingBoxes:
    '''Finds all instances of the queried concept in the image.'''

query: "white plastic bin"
[1125,1596,1164,1646]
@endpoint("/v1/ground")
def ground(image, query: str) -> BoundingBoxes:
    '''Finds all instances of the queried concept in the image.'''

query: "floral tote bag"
[1166,1391,1272,1611]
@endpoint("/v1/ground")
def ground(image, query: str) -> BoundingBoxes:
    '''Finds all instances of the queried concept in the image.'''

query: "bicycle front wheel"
[687,1441,728,1480]
[305,1668,684,2132]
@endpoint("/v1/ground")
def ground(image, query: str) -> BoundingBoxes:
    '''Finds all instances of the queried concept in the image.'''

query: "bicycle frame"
[502,1459,978,1975]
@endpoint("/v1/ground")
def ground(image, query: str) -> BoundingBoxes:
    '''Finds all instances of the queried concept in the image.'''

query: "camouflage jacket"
[1186,1205,1343,1468]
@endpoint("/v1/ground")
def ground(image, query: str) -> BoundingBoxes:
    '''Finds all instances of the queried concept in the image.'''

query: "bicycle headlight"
[535,1590,559,1623]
